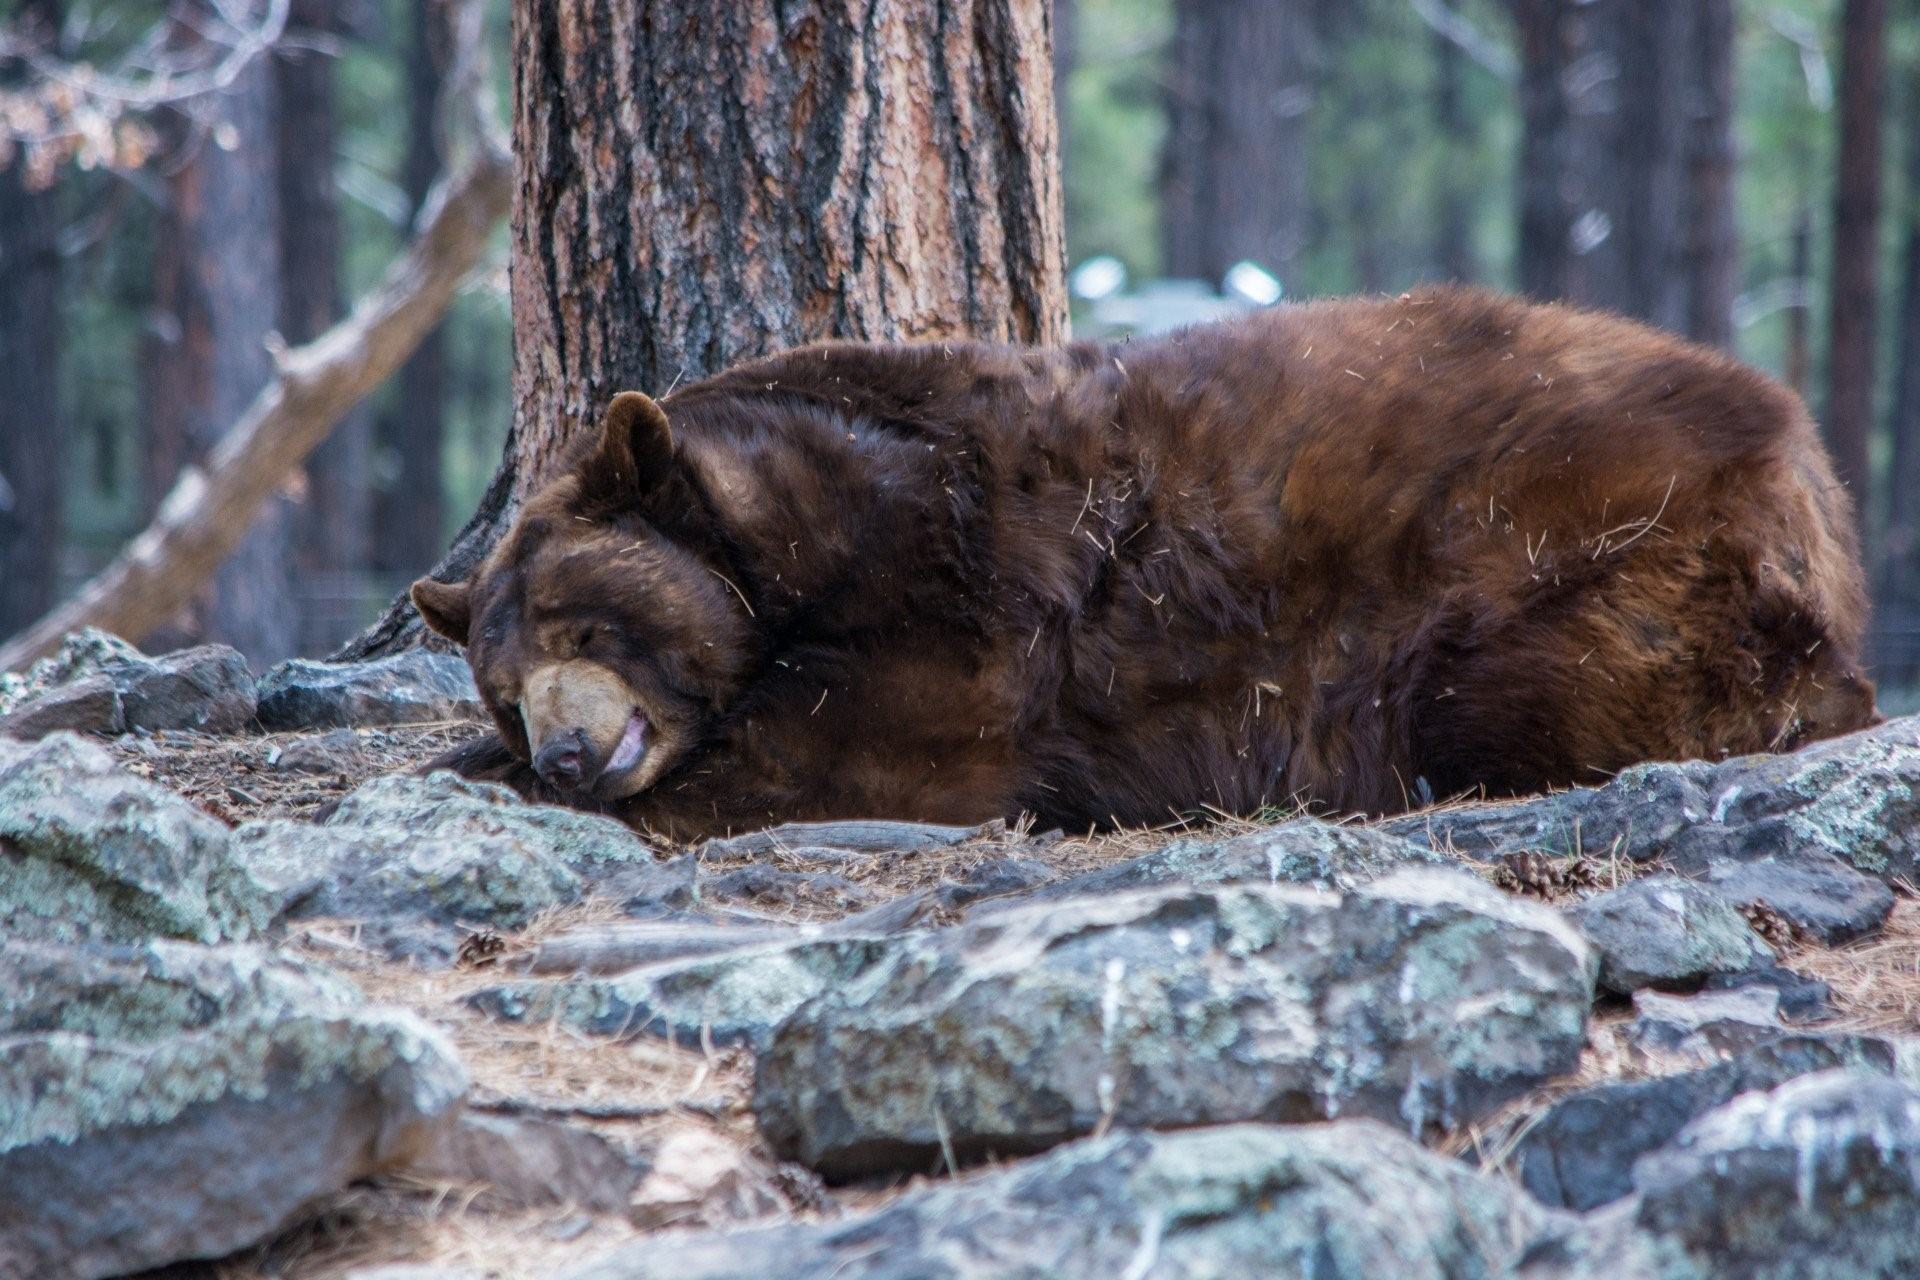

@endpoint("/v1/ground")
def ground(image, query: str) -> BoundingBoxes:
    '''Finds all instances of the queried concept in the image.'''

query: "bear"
[411,286,1878,842]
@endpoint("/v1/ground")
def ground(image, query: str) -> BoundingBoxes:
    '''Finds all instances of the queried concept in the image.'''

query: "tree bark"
[0,125,512,673]
[141,2,293,662]
[1825,0,1889,526]
[277,0,373,645]
[0,0,65,638]
[1431,20,1476,284]
[338,0,1068,660]
[1161,0,1316,287]
[1510,0,1577,300]
[1683,0,1739,349]
[375,0,453,577]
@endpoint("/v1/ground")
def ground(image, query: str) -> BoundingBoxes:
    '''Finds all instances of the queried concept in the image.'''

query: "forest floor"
[117,719,1920,1280]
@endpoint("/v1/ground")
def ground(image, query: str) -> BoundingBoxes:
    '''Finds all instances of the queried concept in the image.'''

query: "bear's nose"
[534,732,588,789]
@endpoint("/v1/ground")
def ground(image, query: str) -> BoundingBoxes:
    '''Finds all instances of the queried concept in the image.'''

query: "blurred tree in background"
[3,0,1920,691]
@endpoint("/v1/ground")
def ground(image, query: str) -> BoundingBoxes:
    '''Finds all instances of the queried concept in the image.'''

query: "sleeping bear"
[411,286,1878,841]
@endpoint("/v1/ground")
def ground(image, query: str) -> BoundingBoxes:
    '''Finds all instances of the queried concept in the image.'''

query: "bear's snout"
[533,729,590,789]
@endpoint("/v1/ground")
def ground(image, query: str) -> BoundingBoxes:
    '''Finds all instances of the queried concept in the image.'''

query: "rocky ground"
[4,631,1920,1279]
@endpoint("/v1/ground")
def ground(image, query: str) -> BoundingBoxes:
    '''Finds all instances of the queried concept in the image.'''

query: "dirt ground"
[118,720,1920,1279]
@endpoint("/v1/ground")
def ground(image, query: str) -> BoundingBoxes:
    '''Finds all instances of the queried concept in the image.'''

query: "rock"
[1698,853,1894,944]
[1567,875,1774,995]
[1384,715,1920,883]
[693,865,878,913]
[0,673,123,738]
[0,938,466,1280]
[935,855,1055,908]
[755,870,1594,1179]
[470,931,893,1050]
[525,919,805,975]
[1702,967,1835,1024]
[0,636,255,739]
[414,1112,643,1213]
[228,772,657,945]
[1503,1033,1902,1211]
[560,1122,1550,1280]
[1628,986,1788,1061]
[254,650,482,730]
[696,820,988,859]
[113,644,257,732]
[1033,819,1449,900]
[0,734,274,945]
[1627,1071,1920,1279]
[270,727,369,774]
[626,1128,789,1231]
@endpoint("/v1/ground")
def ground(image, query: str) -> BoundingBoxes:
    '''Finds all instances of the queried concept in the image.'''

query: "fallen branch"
[0,122,508,673]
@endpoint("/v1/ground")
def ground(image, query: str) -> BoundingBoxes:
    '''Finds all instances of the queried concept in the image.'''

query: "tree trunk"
[1431,20,1476,284]
[1161,0,1316,288]
[1787,205,1814,397]
[1882,18,1920,677]
[141,2,293,663]
[1684,0,1739,349]
[1511,0,1577,300]
[277,0,372,649]
[0,0,65,638]
[1825,0,1889,527]
[375,0,452,577]
[340,0,1068,660]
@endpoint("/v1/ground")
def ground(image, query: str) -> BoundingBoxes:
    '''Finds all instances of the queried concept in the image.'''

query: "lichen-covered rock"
[1385,715,1920,883]
[1567,876,1774,995]
[0,632,256,738]
[561,1122,1553,1280]
[469,932,893,1050]
[0,734,274,944]
[0,938,466,1280]
[1698,853,1893,944]
[1030,820,1450,901]
[1502,1034,1904,1211]
[254,651,482,729]
[754,870,1594,1178]
[1625,1071,1920,1279]
[228,772,657,942]
[695,820,988,859]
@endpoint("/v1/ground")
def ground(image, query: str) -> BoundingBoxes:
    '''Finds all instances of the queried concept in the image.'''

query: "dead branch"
[1409,0,1517,84]
[0,0,509,674]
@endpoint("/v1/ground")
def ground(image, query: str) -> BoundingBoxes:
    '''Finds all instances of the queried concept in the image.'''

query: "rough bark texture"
[1511,0,1576,301]
[141,5,293,663]
[0,0,65,638]
[1161,0,1316,287]
[339,0,1068,659]
[1826,0,1888,525]
[0,124,512,674]
[277,0,373,644]
[1684,0,1739,349]
[375,0,453,577]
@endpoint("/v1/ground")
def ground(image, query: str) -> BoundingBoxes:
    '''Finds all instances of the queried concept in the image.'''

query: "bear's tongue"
[604,711,648,776]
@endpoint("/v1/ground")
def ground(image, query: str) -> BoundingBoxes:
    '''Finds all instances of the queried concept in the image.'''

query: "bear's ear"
[410,577,472,645]
[584,391,675,497]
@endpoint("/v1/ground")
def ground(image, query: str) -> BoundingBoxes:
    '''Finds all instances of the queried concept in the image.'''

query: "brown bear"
[411,286,1878,841]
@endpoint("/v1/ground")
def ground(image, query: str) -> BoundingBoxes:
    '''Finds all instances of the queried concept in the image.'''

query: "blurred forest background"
[4,0,1920,697]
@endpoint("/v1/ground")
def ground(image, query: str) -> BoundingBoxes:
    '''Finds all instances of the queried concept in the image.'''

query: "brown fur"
[414,287,1878,840]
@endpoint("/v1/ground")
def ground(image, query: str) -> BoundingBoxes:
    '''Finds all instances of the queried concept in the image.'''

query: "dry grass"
[1788,896,1920,1034]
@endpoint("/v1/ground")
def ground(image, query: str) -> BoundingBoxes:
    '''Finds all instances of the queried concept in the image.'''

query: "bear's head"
[410,391,761,802]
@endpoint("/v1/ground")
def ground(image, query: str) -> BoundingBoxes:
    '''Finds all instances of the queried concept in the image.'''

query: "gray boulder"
[755,870,1594,1178]
[0,734,274,944]
[469,932,893,1050]
[1385,715,1920,883]
[1504,1033,1903,1211]
[0,631,255,737]
[229,772,658,943]
[561,1122,1551,1280]
[0,938,466,1280]
[1567,875,1774,995]
[1627,986,1790,1060]
[695,819,989,859]
[255,650,481,730]
[1030,819,1449,901]
[1698,852,1893,944]
[1626,1071,1920,1279]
